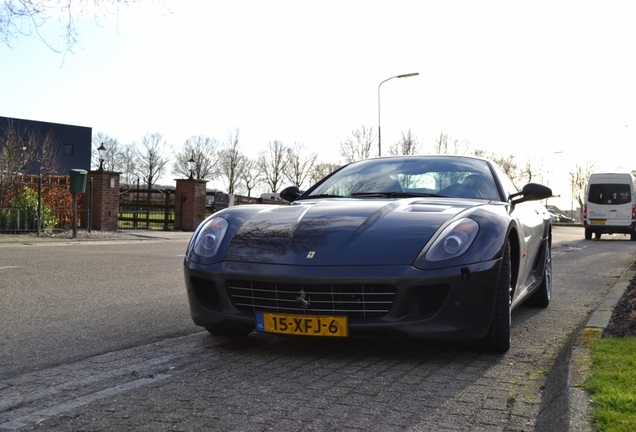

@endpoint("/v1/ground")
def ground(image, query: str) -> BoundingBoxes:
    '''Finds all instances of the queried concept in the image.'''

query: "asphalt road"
[0,238,200,379]
[1,226,635,431]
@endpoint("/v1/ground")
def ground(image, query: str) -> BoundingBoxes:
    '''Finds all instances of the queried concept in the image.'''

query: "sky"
[2,0,636,210]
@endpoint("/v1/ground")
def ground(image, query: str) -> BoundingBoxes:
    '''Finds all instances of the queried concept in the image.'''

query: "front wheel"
[526,238,552,308]
[585,228,592,240]
[479,240,512,353]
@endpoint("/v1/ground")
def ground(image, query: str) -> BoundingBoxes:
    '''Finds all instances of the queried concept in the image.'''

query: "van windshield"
[588,184,632,205]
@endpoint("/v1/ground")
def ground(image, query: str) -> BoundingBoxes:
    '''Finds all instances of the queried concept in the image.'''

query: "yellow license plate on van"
[591,219,606,225]
[255,312,348,337]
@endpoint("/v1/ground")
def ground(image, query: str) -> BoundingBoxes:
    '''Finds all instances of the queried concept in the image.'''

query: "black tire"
[595,232,601,239]
[206,327,252,338]
[584,228,592,240]
[631,232,636,241]
[526,238,552,308]
[479,240,512,353]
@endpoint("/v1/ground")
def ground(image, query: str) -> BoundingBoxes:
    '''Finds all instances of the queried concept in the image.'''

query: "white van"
[583,172,636,240]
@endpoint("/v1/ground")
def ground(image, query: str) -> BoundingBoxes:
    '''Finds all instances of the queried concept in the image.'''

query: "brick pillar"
[83,170,120,231]
[174,178,207,231]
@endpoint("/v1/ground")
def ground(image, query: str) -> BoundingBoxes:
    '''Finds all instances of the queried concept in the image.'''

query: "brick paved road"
[1,228,635,431]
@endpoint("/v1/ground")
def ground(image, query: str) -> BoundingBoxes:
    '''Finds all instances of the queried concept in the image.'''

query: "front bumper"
[184,258,501,341]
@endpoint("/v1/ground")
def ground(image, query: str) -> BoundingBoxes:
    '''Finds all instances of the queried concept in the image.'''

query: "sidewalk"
[536,263,636,431]
[0,230,193,244]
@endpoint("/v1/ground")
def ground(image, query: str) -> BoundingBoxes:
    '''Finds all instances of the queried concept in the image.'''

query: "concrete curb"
[0,230,193,244]
[535,265,636,431]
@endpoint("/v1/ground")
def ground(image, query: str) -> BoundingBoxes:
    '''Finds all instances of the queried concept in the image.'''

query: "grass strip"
[587,337,636,432]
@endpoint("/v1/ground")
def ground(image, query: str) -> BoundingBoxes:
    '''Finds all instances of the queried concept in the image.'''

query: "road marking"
[0,266,20,270]
[0,374,171,430]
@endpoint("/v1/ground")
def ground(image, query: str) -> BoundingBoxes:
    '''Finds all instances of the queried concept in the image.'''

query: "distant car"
[556,213,574,223]
[548,211,559,223]
[184,155,553,353]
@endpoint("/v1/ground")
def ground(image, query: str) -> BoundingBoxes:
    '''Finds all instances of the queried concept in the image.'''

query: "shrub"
[0,186,57,232]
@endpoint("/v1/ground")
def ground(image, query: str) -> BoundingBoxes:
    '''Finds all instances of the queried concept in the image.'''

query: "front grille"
[227,280,396,319]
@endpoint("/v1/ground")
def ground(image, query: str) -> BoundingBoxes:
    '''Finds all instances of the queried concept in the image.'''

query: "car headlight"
[425,218,479,262]
[192,217,229,258]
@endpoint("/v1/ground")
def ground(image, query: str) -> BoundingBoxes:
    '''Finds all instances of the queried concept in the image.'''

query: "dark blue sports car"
[184,155,553,352]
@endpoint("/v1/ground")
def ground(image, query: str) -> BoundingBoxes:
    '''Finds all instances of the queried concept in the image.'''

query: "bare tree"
[520,159,535,184]
[433,133,449,154]
[218,128,245,195]
[284,142,317,190]
[0,118,29,175]
[258,140,288,193]
[388,129,420,156]
[135,132,170,189]
[239,158,262,197]
[0,119,61,175]
[474,149,536,189]
[569,160,597,210]
[36,128,62,175]
[339,125,374,163]
[433,133,470,155]
[92,132,124,172]
[492,154,522,187]
[119,143,138,186]
[1,0,141,54]
[172,135,219,181]
[309,161,341,185]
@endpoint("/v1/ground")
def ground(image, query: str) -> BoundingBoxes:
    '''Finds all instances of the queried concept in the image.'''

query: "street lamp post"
[377,72,419,156]
[97,143,107,171]
[188,156,195,180]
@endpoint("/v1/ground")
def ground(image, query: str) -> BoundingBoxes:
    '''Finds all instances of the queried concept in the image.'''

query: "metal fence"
[0,174,80,233]
[116,188,282,231]
[118,186,175,230]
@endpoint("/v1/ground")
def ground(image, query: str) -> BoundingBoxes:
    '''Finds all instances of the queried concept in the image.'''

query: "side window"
[588,184,608,204]
[609,184,631,204]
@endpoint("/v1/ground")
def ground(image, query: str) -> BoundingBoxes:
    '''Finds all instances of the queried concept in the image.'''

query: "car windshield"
[305,156,501,200]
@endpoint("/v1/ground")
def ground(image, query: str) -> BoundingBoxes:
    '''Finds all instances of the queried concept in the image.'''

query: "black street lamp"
[377,72,419,156]
[97,143,107,171]
[188,156,195,180]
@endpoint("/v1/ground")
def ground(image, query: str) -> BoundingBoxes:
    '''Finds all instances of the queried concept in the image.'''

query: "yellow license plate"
[255,312,348,337]
[591,219,606,225]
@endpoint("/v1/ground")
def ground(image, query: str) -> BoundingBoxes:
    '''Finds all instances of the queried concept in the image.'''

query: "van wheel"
[585,228,592,240]
[631,232,636,241]
[595,232,602,239]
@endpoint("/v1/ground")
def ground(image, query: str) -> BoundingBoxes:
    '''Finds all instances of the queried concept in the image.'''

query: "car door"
[606,181,632,225]
[511,200,547,295]
[587,182,610,222]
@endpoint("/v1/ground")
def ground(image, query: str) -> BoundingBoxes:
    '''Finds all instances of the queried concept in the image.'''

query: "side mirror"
[280,186,302,202]
[510,183,553,205]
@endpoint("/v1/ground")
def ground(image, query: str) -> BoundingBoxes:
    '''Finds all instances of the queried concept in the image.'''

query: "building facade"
[0,116,92,175]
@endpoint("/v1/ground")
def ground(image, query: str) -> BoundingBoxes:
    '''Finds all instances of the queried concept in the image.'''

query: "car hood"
[225,198,479,266]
